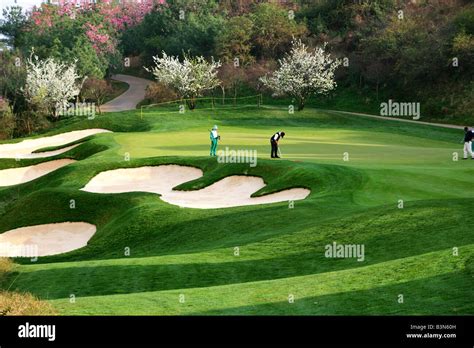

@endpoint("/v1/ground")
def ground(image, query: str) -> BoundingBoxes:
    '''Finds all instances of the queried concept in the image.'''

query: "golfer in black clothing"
[463,126,474,159]
[270,131,285,158]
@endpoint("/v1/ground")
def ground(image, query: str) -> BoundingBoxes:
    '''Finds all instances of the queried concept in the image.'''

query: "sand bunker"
[0,159,76,187]
[82,165,310,209]
[0,222,96,257]
[0,129,111,159]
[82,165,203,194]
[162,176,310,208]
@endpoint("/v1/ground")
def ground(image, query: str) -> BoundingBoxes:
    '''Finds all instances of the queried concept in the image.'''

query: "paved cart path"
[102,74,151,112]
[318,109,464,130]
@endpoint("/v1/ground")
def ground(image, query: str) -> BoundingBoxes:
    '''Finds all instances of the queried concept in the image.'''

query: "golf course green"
[0,105,473,315]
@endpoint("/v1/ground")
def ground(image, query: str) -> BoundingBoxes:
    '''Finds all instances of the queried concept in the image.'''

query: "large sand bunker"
[82,165,203,194]
[0,159,76,187]
[82,165,310,209]
[0,222,96,257]
[0,129,111,159]
[162,176,310,208]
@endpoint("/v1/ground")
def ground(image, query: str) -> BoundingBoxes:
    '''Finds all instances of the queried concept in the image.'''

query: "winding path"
[320,109,464,130]
[102,74,151,112]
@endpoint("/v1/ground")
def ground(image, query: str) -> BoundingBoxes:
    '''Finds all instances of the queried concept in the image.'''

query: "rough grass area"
[0,258,56,315]
[0,291,57,316]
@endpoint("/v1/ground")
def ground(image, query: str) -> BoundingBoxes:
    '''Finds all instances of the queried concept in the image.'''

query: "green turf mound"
[0,156,363,264]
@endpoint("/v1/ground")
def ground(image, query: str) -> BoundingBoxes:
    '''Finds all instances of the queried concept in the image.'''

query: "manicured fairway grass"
[0,106,473,315]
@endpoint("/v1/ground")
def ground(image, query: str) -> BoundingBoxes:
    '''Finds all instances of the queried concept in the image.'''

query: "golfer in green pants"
[210,125,220,156]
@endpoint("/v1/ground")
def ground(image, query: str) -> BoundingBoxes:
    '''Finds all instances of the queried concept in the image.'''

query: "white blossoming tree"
[23,55,82,120]
[146,52,221,110]
[261,39,341,111]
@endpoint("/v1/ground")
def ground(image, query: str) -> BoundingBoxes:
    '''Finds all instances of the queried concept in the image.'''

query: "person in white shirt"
[463,126,474,160]
[210,125,220,156]
[270,131,285,158]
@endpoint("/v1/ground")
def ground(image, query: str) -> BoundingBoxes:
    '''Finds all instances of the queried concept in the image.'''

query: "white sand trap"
[0,159,76,187]
[162,176,310,208]
[0,222,96,257]
[0,129,111,159]
[82,165,310,209]
[81,165,204,194]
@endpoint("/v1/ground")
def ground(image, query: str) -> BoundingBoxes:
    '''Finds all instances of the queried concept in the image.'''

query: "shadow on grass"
[196,269,474,315]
